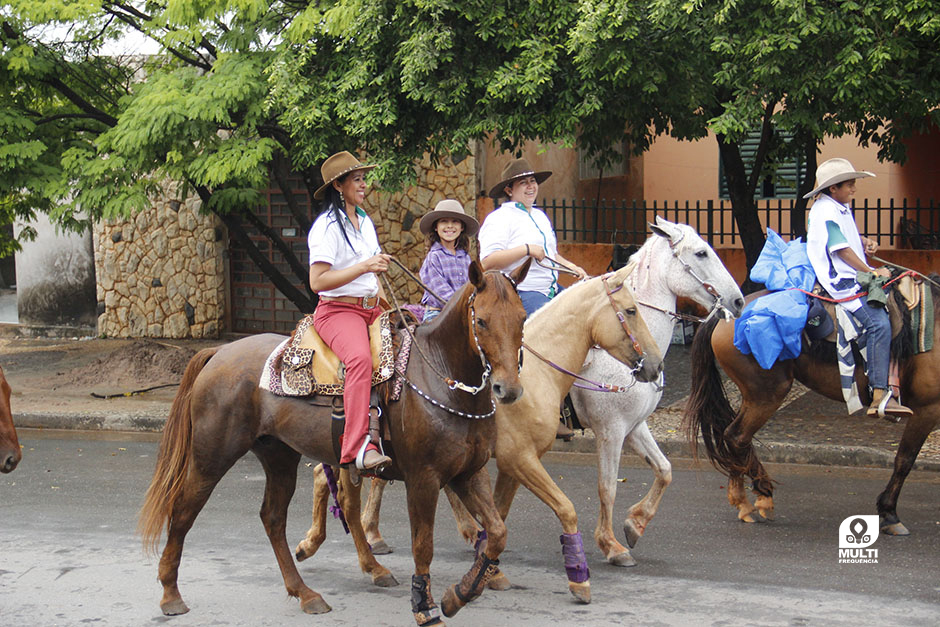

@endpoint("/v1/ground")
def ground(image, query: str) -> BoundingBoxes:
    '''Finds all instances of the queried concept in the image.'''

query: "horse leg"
[405,477,444,627]
[621,422,672,552]
[877,407,939,535]
[157,466,227,615]
[362,477,393,554]
[443,484,482,545]
[252,440,331,614]
[723,401,781,523]
[336,469,398,587]
[294,463,331,562]
[498,453,591,604]
[441,467,507,618]
[591,416,635,566]
[483,469,525,591]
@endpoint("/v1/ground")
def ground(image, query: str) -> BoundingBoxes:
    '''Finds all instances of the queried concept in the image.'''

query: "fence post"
[707,199,714,246]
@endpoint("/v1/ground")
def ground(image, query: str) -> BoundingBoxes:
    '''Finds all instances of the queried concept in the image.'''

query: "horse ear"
[649,221,670,240]
[649,217,679,242]
[509,257,531,286]
[468,260,486,290]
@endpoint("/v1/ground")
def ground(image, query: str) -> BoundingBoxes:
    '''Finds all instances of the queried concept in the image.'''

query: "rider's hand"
[573,265,589,281]
[873,266,891,278]
[862,236,878,255]
[526,244,546,261]
[363,253,391,274]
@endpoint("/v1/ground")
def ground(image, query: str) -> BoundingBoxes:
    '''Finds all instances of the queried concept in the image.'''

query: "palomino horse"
[139,262,538,624]
[567,218,743,566]
[296,262,665,604]
[685,275,940,535]
[0,365,20,473]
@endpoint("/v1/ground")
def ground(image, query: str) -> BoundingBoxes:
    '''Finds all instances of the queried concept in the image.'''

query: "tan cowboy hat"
[313,151,376,200]
[803,158,875,199]
[488,158,552,199]
[418,199,480,236]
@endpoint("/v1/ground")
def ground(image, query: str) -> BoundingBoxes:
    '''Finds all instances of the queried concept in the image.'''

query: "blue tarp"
[733,229,816,369]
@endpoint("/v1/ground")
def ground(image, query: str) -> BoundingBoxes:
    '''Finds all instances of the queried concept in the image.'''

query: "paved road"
[2,431,938,626]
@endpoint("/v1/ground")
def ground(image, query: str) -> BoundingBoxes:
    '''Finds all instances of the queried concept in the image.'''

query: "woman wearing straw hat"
[418,199,480,322]
[479,158,588,316]
[308,151,393,473]
[805,157,912,419]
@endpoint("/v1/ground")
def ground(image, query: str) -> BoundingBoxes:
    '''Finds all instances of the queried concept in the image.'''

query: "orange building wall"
[480,139,578,202]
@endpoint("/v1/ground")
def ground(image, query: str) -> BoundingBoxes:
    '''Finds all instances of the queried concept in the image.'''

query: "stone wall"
[367,152,479,303]
[93,189,226,338]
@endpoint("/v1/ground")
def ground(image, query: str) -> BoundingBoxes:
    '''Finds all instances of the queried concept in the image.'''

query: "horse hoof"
[295,544,311,562]
[160,598,190,616]
[441,584,461,618]
[370,539,393,555]
[568,580,591,604]
[758,508,775,521]
[373,572,399,587]
[623,520,642,548]
[608,551,637,567]
[487,571,512,591]
[301,594,332,614]
[738,508,761,523]
[880,521,910,536]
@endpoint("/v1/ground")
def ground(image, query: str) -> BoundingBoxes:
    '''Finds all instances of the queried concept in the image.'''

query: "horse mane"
[525,261,638,326]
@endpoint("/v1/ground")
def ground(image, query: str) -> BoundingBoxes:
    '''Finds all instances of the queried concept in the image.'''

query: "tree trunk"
[717,136,766,288]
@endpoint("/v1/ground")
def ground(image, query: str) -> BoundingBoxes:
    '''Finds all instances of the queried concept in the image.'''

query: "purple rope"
[322,465,349,534]
[560,532,590,583]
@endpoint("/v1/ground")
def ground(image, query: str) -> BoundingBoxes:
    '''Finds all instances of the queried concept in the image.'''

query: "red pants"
[313,301,382,464]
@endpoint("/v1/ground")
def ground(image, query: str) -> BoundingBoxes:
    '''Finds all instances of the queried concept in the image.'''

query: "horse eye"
[625,307,637,316]
[695,250,708,258]
[477,318,488,330]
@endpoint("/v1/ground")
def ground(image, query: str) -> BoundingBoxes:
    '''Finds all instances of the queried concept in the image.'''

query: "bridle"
[521,270,651,392]
[633,230,733,325]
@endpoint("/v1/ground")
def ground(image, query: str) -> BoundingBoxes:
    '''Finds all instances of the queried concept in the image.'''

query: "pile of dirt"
[63,340,197,389]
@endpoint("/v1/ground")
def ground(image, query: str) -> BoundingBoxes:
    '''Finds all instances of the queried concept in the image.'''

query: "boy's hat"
[314,151,376,200]
[488,158,552,199]
[419,199,479,236]
[803,158,875,199]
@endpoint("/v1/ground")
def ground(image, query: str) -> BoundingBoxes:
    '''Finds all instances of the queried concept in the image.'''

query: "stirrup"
[355,434,390,473]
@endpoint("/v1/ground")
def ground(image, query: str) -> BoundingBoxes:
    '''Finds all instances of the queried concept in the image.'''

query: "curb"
[15,410,940,473]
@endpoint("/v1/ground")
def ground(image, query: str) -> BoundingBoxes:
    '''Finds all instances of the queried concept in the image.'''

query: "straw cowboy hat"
[488,158,552,199]
[419,199,480,236]
[314,151,376,200]
[803,158,875,199]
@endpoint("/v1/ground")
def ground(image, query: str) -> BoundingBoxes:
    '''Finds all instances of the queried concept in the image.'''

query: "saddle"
[804,275,921,344]
[262,312,396,397]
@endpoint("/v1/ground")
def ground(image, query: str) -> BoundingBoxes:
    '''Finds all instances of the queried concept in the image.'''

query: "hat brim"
[313,164,377,200]
[802,170,874,199]
[488,170,552,199]
[419,211,480,237]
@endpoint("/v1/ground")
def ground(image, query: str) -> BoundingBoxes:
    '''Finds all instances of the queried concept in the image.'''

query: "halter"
[602,273,646,360]
[633,230,731,324]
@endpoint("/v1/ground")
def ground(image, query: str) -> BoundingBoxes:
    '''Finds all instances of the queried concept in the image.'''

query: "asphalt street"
[1,431,938,626]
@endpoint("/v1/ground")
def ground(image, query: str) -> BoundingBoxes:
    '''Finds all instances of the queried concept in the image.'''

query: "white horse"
[296,217,744,592]
[570,216,744,567]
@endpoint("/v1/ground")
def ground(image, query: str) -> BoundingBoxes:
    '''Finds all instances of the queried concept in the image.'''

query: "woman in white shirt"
[308,151,392,473]
[479,158,588,316]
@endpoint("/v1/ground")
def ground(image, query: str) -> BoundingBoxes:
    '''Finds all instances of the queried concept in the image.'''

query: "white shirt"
[307,205,381,298]
[479,201,559,295]
[806,194,865,312]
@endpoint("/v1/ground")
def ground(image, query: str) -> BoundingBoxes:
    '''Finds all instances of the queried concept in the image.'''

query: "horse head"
[649,216,745,319]
[467,259,529,403]
[588,265,663,383]
[0,366,21,473]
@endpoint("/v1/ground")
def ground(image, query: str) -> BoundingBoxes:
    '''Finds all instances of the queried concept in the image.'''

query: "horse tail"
[138,347,218,554]
[683,316,739,476]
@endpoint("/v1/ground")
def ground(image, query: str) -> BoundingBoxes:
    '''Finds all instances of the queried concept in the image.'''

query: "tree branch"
[271,151,311,234]
[746,100,777,195]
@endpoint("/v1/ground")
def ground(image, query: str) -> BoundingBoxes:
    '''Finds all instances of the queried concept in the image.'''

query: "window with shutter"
[719,128,803,199]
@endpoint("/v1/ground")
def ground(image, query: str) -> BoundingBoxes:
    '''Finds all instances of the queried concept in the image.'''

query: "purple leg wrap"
[473,529,487,559]
[322,465,350,534]
[560,532,590,583]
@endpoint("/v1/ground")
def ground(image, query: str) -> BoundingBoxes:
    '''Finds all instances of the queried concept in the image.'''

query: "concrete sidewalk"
[3,334,939,472]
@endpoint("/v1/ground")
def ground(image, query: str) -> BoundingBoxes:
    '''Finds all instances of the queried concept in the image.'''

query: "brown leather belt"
[319,295,380,309]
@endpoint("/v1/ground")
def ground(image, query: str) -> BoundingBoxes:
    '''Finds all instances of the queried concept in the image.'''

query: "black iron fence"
[539,198,940,249]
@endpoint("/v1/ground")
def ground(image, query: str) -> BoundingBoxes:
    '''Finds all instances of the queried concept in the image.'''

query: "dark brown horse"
[139,261,552,624]
[686,281,940,535]
[0,365,20,473]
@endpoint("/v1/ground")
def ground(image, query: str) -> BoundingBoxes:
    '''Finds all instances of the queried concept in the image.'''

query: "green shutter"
[719,128,802,199]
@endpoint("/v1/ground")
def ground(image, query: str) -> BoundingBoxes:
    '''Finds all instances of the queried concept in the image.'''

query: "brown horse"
[686,280,940,535]
[296,263,665,604]
[139,261,543,625]
[0,365,20,473]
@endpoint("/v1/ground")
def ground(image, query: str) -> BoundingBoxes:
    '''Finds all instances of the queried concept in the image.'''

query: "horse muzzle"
[1,448,21,473]
[632,354,664,384]
[492,379,523,405]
